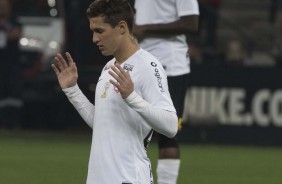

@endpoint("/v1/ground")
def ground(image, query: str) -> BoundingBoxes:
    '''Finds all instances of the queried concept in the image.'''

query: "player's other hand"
[51,52,78,89]
[109,63,134,99]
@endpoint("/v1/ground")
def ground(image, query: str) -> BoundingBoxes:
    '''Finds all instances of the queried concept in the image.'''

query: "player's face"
[89,16,122,56]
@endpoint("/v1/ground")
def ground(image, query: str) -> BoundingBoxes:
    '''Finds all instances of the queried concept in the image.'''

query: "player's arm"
[63,84,95,128]
[125,91,178,138]
[134,15,199,37]
[109,63,178,138]
[52,52,95,128]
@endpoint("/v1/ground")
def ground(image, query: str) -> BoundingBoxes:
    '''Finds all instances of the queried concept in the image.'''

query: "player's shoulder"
[132,49,166,81]
[101,58,115,72]
[134,48,162,69]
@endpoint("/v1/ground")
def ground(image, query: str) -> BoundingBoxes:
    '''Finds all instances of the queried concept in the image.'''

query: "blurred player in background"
[52,0,178,183]
[132,0,199,183]
[0,0,23,129]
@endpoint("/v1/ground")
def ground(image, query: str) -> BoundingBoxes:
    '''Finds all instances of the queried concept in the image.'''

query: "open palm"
[51,52,78,89]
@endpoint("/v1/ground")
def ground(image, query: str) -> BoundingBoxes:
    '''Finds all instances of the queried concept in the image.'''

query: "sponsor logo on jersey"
[151,62,157,67]
[123,63,134,71]
[151,62,165,93]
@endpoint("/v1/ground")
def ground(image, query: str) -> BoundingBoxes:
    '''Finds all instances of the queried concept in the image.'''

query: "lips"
[97,45,103,50]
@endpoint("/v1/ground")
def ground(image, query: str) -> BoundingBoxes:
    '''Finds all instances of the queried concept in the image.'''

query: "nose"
[92,32,99,44]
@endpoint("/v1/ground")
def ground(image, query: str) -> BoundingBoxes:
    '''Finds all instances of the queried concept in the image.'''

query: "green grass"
[1,130,282,184]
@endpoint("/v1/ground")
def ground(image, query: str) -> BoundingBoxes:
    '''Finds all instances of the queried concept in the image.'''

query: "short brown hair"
[86,0,135,33]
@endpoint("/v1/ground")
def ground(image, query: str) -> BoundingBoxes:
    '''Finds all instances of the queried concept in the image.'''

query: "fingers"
[109,66,120,83]
[108,64,125,88]
[51,63,60,76]
[109,64,127,82]
[54,52,75,71]
[66,52,74,64]
[108,63,133,99]
[109,79,119,87]
[115,63,127,74]
[54,53,66,71]
[108,63,132,90]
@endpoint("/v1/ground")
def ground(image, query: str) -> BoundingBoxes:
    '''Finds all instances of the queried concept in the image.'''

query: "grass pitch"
[0,130,282,184]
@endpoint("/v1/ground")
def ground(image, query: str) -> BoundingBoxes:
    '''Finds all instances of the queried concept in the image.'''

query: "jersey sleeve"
[177,0,199,17]
[138,60,176,113]
[63,84,95,128]
[122,54,178,137]
[124,91,178,138]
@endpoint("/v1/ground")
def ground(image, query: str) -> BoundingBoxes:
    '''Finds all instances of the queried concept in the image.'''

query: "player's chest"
[96,73,120,101]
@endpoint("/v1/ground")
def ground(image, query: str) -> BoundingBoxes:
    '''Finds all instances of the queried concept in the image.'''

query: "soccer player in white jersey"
[51,0,178,183]
[132,0,199,183]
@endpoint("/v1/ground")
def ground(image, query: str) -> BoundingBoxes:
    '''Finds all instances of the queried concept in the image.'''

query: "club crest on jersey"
[123,63,134,71]
[101,82,110,98]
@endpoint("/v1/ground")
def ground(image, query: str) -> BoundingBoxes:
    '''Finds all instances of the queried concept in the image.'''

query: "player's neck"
[114,37,139,65]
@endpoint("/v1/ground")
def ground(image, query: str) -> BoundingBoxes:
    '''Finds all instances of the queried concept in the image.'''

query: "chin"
[101,51,112,56]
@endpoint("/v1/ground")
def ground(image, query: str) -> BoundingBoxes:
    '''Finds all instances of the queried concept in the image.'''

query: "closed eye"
[93,28,104,34]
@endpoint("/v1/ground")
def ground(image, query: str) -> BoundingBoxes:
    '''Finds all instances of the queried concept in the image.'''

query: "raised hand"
[108,63,134,99]
[51,52,78,89]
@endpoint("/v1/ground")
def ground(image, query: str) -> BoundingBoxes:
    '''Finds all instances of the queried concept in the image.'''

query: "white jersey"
[134,0,199,76]
[86,49,175,184]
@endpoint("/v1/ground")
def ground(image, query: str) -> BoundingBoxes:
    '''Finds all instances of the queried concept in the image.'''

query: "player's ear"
[117,21,127,34]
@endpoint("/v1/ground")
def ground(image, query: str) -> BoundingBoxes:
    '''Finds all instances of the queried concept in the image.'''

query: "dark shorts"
[167,74,188,118]
[157,74,188,148]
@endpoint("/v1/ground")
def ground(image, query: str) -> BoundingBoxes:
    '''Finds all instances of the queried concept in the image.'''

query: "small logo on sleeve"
[123,63,134,71]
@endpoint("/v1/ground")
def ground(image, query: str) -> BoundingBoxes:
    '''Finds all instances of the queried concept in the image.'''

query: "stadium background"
[1,0,282,183]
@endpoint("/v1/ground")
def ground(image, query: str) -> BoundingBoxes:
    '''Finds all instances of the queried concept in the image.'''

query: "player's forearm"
[125,91,178,138]
[141,16,199,35]
[63,84,95,128]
